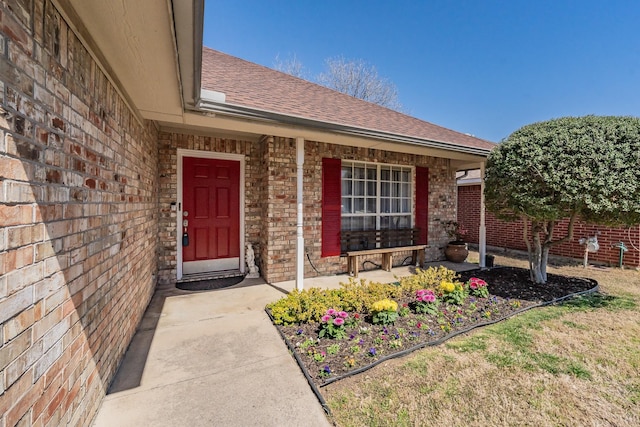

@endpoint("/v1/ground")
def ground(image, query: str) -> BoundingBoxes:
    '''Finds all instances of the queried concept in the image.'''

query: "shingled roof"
[200,47,495,152]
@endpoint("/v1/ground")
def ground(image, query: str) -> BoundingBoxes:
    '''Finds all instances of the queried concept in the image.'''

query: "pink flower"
[338,311,349,318]
[354,313,360,319]
[333,317,345,326]
[424,294,436,303]
[326,308,337,316]
[321,315,331,323]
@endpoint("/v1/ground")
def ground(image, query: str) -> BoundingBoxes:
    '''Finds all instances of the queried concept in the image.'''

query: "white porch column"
[479,162,487,268]
[295,137,305,290]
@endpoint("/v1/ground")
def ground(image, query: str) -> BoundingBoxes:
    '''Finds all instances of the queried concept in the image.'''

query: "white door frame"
[177,149,246,280]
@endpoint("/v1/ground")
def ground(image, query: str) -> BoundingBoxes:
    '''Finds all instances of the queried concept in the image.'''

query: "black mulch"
[270,266,598,388]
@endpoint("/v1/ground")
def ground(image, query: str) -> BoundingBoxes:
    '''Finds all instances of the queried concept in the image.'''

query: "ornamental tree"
[484,116,640,283]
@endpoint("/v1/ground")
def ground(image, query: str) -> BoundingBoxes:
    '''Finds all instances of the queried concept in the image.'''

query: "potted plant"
[442,220,469,262]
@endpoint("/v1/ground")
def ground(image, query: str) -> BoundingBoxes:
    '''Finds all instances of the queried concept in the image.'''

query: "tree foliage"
[485,115,640,283]
[274,55,403,111]
[317,56,402,110]
[273,53,308,79]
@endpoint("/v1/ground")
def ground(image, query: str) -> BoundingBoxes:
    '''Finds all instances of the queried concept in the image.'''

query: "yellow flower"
[440,281,456,293]
[371,299,398,313]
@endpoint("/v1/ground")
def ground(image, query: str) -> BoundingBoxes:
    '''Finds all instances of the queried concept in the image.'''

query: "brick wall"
[458,185,640,268]
[156,132,265,284]
[272,139,458,282]
[156,135,459,284]
[1,1,159,426]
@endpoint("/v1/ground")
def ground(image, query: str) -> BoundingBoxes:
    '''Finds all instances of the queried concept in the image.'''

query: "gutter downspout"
[296,137,305,290]
[479,162,487,268]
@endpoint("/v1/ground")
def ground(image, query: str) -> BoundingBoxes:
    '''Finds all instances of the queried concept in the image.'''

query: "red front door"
[182,157,240,274]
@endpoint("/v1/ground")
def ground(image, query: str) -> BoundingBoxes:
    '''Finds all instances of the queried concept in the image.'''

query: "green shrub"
[266,266,461,325]
[398,266,459,295]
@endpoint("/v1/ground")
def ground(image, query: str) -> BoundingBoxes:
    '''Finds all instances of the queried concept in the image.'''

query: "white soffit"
[65,0,184,119]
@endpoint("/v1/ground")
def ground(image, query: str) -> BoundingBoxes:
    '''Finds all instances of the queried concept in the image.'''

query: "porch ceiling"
[59,0,198,122]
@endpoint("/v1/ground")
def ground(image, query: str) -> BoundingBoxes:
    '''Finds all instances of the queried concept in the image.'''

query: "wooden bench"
[341,228,428,277]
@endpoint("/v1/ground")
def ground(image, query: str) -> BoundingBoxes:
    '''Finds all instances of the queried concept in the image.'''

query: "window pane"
[340,161,412,233]
[342,197,352,213]
[366,198,376,213]
[364,216,376,230]
[352,217,364,230]
[381,198,390,213]
[392,183,400,197]
[381,182,390,197]
[367,167,377,180]
[401,198,410,212]
[397,216,410,229]
[341,166,352,179]
[367,181,376,196]
[342,181,352,196]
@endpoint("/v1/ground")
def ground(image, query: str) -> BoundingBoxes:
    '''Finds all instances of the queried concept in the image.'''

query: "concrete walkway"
[92,262,477,426]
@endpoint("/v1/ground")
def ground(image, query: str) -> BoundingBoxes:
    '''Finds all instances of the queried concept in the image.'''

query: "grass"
[323,253,640,426]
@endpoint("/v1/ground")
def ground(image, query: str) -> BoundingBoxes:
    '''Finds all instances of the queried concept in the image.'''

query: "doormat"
[176,275,245,291]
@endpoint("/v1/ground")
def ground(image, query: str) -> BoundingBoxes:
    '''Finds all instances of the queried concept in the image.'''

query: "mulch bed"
[271,267,598,388]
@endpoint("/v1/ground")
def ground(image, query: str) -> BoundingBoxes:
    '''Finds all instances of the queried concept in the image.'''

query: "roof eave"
[194,98,493,157]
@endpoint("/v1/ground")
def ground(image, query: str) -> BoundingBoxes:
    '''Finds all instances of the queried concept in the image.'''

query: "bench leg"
[412,249,425,267]
[382,253,392,271]
[353,256,359,277]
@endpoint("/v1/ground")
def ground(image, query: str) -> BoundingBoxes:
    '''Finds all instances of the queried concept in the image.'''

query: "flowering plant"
[439,280,467,305]
[370,299,398,325]
[414,289,440,315]
[318,308,349,339]
[443,220,467,243]
[468,277,489,298]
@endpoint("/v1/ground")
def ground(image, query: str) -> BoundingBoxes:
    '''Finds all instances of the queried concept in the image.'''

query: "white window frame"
[341,160,414,231]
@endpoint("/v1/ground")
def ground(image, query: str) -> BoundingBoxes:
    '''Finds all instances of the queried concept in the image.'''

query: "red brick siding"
[156,135,460,284]
[458,185,640,268]
[1,1,158,426]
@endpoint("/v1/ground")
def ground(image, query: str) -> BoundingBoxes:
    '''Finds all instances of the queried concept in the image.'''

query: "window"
[341,161,412,231]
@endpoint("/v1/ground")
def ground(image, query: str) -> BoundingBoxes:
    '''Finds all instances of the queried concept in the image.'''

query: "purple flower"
[333,317,345,326]
[323,365,331,374]
[296,329,303,335]
[369,347,377,356]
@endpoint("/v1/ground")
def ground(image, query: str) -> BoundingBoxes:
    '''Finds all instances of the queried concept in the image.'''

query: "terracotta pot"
[444,242,469,263]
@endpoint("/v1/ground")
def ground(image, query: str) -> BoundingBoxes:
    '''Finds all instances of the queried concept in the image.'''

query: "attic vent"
[200,89,226,103]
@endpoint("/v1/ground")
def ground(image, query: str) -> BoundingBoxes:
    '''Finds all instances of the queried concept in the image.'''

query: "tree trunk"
[529,222,546,284]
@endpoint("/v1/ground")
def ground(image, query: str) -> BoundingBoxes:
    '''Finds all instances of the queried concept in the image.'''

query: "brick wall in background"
[458,185,640,268]
[0,1,159,426]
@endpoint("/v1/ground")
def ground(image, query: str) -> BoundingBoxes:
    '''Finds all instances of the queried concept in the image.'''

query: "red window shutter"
[322,158,342,257]
[415,167,429,245]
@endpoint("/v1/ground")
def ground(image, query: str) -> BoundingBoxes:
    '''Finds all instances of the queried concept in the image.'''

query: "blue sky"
[203,1,640,142]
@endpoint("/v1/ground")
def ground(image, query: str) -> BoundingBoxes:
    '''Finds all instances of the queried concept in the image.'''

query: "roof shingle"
[201,47,495,151]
